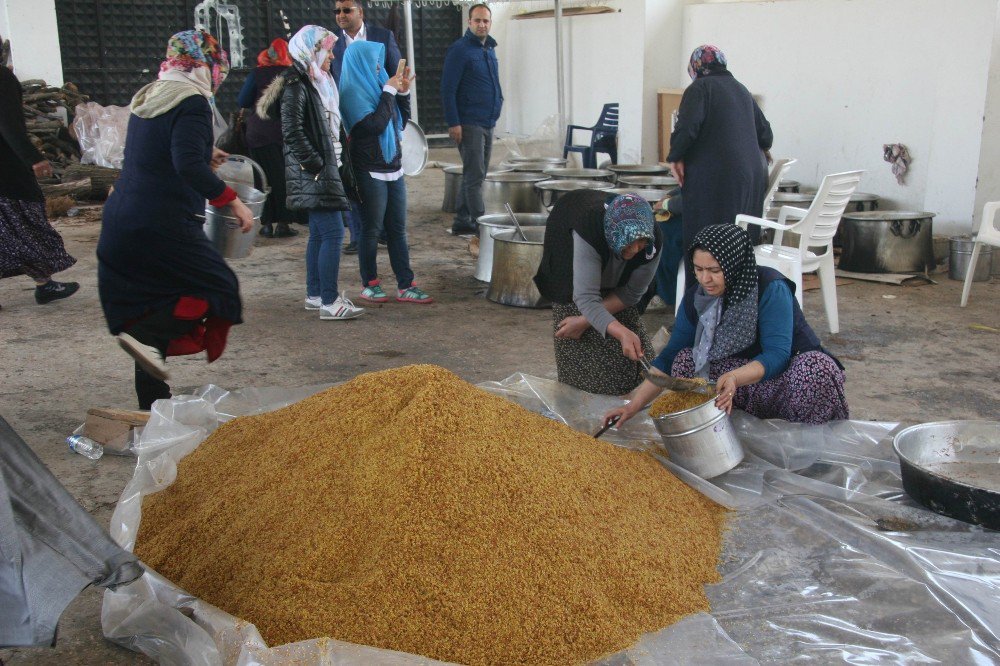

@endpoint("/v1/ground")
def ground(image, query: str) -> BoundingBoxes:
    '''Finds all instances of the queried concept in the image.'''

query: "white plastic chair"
[960,201,1000,306]
[736,170,864,334]
[762,158,797,217]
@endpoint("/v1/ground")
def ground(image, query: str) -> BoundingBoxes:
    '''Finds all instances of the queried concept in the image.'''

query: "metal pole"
[403,0,418,124]
[554,0,565,130]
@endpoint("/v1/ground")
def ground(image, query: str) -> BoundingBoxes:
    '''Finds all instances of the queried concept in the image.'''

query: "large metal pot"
[535,179,613,210]
[442,165,513,213]
[604,188,671,203]
[483,172,547,214]
[606,164,670,183]
[542,167,615,182]
[617,175,678,189]
[839,211,935,273]
[203,211,261,260]
[893,420,1000,529]
[949,236,993,282]
[486,227,549,308]
[506,156,567,165]
[653,396,744,479]
[475,213,548,282]
[777,179,800,193]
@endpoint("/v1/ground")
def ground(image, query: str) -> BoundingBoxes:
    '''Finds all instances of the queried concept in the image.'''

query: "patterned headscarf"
[602,193,656,259]
[688,224,759,374]
[160,29,230,94]
[687,44,727,80]
[289,26,340,137]
[257,38,292,67]
[339,40,403,163]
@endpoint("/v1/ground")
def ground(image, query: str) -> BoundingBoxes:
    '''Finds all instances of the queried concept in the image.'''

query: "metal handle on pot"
[224,154,270,192]
[540,188,555,211]
[890,218,921,239]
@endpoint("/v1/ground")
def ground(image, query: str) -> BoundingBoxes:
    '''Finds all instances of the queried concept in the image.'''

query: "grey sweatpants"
[454,124,493,228]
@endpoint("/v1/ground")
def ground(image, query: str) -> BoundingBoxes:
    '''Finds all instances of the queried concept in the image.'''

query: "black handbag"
[338,128,362,203]
[216,110,248,156]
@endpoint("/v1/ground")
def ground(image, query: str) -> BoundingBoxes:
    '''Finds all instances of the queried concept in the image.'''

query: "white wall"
[973,5,1000,231]
[684,0,997,235]
[642,0,686,162]
[0,0,63,85]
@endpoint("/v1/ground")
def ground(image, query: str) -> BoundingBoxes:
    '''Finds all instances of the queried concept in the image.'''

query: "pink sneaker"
[397,285,433,304]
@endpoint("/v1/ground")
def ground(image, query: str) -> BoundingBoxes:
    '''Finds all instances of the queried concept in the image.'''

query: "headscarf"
[131,29,229,120]
[688,224,759,377]
[687,44,727,80]
[603,193,656,260]
[257,38,292,67]
[339,40,403,163]
[289,25,340,137]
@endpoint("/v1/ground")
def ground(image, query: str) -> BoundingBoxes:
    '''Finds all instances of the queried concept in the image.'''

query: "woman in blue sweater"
[606,224,848,425]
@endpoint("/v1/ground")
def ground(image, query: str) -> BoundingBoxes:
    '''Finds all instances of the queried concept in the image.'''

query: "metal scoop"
[504,203,528,241]
[639,358,716,394]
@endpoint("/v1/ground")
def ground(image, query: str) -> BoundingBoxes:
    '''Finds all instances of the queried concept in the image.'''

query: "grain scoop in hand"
[638,358,716,395]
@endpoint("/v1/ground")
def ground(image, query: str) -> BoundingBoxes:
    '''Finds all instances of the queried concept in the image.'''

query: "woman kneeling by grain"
[534,190,662,395]
[606,224,848,426]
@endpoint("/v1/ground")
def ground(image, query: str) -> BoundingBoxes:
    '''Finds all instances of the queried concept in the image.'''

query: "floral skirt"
[552,302,653,396]
[0,196,76,280]
[671,348,850,424]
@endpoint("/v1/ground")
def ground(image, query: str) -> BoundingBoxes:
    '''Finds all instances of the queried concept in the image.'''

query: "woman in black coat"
[668,44,773,273]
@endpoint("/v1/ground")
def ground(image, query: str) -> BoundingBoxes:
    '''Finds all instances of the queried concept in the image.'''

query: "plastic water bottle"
[67,435,104,460]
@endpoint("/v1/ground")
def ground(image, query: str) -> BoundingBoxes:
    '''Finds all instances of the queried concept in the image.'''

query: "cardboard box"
[83,408,149,454]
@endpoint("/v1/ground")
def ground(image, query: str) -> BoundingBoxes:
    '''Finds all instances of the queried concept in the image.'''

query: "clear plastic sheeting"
[495,113,564,162]
[71,102,131,169]
[104,375,1000,665]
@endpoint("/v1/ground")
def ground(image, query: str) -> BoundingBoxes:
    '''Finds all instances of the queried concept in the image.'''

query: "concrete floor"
[1,146,998,664]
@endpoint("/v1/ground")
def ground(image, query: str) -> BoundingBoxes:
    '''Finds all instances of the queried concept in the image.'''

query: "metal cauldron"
[839,211,935,273]
[504,161,565,173]
[486,227,549,308]
[606,164,671,183]
[203,211,261,260]
[475,212,548,282]
[483,172,548,214]
[506,156,567,165]
[604,188,671,203]
[653,396,744,479]
[442,165,513,213]
[617,175,678,189]
[535,179,613,210]
[777,179,800,193]
[949,236,993,282]
[542,167,615,182]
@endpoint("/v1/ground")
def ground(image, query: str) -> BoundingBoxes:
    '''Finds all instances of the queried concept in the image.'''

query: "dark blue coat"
[331,22,401,85]
[98,95,242,334]
[440,29,503,129]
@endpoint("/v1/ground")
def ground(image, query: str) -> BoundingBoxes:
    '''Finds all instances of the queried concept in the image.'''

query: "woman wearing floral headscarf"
[340,40,432,305]
[98,29,254,409]
[668,44,773,276]
[257,25,361,320]
[238,38,298,238]
[534,190,663,395]
[605,224,848,426]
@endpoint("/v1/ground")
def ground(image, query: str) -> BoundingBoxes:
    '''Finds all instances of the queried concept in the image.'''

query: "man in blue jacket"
[440,3,503,236]
[333,0,402,252]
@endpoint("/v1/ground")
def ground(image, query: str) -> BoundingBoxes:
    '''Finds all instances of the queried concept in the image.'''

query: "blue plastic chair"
[563,103,618,168]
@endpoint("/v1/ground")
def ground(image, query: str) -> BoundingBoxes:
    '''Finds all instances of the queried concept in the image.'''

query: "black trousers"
[124,304,198,410]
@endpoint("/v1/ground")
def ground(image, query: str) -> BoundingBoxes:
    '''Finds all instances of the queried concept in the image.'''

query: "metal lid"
[443,165,463,175]
[778,179,800,187]
[507,156,567,165]
[400,120,428,176]
[604,188,670,202]
[618,175,678,187]
[542,167,615,179]
[606,164,671,175]
[484,172,549,183]
[535,179,613,192]
[510,162,555,172]
[477,213,549,228]
[842,211,935,221]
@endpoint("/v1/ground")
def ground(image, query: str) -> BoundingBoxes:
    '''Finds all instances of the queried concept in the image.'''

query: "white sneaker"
[304,295,322,310]
[319,294,364,320]
[116,333,170,381]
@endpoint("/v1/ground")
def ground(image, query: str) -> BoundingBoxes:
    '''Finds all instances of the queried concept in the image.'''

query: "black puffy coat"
[258,63,349,212]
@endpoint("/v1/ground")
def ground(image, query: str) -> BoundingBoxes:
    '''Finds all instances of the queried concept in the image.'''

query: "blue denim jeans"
[356,171,413,290]
[306,208,345,305]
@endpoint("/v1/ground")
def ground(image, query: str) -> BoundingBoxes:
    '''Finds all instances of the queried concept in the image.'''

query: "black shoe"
[259,224,274,238]
[35,280,80,304]
[450,223,477,236]
[377,236,388,246]
[274,223,299,238]
[344,241,359,255]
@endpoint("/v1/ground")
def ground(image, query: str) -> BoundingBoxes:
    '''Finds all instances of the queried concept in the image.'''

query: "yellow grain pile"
[135,364,726,665]
[650,390,714,418]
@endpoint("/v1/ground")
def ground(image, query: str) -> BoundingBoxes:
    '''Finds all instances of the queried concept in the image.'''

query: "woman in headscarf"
[668,44,773,279]
[238,37,298,238]
[258,24,362,320]
[605,224,848,426]
[339,40,433,305]
[98,29,254,409]
[534,190,662,395]
[0,40,79,310]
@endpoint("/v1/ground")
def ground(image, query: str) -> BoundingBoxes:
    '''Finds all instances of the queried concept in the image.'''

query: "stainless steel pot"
[777,179,800,193]
[475,213,548,282]
[653,397,744,478]
[839,211,936,273]
[203,211,261,260]
[606,164,670,183]
[949,236,993,282]
[486,227,550,308]
[507,162,555,173]
[542,167,615,182]
[442,165,514,213]
[604,188,671,203]
[483,172,547,214]
[535,179,613,210]
[507,156,567,165]
[617,175,678,189]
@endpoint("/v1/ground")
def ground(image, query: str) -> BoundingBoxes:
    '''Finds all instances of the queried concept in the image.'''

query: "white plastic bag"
[72,101,131,169]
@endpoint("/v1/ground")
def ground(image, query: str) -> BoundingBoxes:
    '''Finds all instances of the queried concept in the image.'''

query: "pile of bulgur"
[650,390,715,417]
[135,364,726,665]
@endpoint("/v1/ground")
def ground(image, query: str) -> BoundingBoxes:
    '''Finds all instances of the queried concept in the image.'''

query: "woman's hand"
[607,321,644,361]
[32,160,54,179]
[211,147,229,170]
[668,160,685,187]
[601,378,662,428]
[396,67,415,94]
[714,371,739,414]
[554,315,590,340]
[228,198,255,233]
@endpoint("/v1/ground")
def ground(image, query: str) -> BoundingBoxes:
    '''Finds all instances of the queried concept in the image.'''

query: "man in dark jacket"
[332,0,401,252]
[440,3,503,236]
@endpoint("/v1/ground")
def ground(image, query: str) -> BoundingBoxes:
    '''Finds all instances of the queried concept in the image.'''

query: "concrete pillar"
[0,0,63,85]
